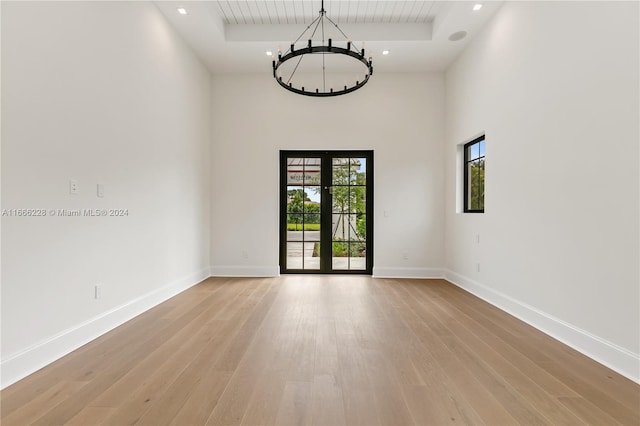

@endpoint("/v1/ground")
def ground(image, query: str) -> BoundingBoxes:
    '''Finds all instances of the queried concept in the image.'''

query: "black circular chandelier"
[272,0,373,97]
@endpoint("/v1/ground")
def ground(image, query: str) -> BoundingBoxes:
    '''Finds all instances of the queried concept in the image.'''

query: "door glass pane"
[350,158,366,185]
[332,241,349,270]
[287,158,305,185]
[303,186,321,210]
[304,157,321,166]
[287,242,303,270]
[332,213,348,241]
[303,162,321,186]
[303,218,320,241]
[331,156,367,271]
[286,157,321,270]
[348,214,365,242]
[287,186,305,231]
[303,242,320,270]
[332,159,350,185]
[354,213,366,241]
[350,187,366,213]
[332,193,347,213]
[349,242,366,270]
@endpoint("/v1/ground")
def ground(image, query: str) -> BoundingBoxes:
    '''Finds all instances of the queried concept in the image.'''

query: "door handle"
[324,186,333,194]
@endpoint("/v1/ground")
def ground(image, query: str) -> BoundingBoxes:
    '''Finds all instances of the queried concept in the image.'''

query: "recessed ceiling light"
[266,51,273,56]
[473,4,483,11]
[177,7,187,15]
[382,50,389,55]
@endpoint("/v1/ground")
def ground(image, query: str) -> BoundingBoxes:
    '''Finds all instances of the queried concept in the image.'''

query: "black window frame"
[463,135,485,213]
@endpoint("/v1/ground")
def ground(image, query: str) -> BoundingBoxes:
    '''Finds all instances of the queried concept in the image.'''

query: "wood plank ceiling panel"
[217,1,439,25]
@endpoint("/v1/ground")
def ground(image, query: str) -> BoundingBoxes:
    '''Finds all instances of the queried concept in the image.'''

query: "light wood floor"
[1,276,639,425]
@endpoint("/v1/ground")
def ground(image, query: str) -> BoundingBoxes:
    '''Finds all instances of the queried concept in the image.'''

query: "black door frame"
[280,150,374,274]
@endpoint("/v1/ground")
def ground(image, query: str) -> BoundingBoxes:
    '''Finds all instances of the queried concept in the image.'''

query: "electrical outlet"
[476,263,480,272]
[476,234,480,244]
[69,180,79,195]
[402,251,409,260]
[94,284,102,299]
[242,250,248,259]
[97,184,104,198]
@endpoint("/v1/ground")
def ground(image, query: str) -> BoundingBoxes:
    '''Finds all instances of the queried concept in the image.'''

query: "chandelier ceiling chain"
[272,0,374,97]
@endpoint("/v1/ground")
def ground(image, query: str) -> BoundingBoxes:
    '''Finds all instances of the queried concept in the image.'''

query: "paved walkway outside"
[286,231,365,270]
[285,256,366,270]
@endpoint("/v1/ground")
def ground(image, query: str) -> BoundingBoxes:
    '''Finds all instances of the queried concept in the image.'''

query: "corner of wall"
[209,265,280,277]
[372,267,445,279]
[444,269,640,384]
[0,268,210,389]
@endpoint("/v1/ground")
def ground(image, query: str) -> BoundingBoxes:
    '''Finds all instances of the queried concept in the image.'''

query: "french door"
[280,151,373,274]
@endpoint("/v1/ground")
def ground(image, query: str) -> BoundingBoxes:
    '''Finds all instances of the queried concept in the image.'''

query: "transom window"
[464,135,485,213]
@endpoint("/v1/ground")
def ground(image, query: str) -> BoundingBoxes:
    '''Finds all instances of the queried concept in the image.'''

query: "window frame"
[463,135,485,213]
[279,150,374,275]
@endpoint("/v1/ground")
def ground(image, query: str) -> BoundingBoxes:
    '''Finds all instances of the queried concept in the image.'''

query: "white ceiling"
[154,1,503,73]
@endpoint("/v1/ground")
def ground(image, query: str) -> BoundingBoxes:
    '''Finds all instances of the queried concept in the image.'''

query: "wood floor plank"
[414,280,640,424]
[341,388,380,426]
[410,281,581,398]
[310,373,347,426]
[1,380,86,426]
[360,348,416,426]
[395,281,584,422]
[25,316,174,426]
[424,279,640,413]
[205,362,264,426]
[2,277,638,426]
[103,317,222,425]
[169,370,233,426]
[138,315,253,425]
[558,396,624,425]
[377,278,551,426]
[211,282,277,372]
[240,368,288,426]
[0,304,173,417]
[403,331,519,426]
[274,381,313,426]
[66,406,115,425]
[91,308,215,409]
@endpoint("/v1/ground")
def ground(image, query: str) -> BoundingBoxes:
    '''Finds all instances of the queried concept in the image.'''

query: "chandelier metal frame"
[271,0,373,97]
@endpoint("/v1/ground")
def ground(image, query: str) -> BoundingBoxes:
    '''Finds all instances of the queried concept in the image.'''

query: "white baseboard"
[444,269,640,384]
[373,267,444,279]
[6,266,636,389]
[0,268,210,390]
[210,265,280,277]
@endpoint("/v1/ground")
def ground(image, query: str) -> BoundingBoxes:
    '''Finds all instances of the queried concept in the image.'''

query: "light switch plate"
[69,180,78,195]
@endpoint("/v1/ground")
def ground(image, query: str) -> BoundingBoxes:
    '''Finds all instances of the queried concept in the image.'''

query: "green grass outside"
[287,223,321,231]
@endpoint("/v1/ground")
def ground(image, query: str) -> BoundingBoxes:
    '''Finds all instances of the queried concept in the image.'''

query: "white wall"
[210,73,445,277]
[444,1,639,381]
[1,1,211,387]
